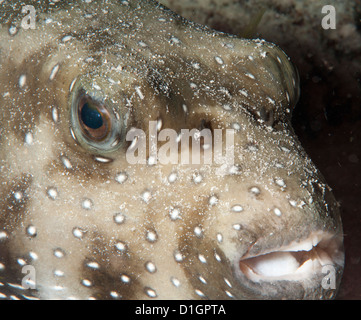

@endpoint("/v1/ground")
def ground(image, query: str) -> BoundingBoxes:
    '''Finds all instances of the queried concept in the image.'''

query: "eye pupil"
[81,102,103,129]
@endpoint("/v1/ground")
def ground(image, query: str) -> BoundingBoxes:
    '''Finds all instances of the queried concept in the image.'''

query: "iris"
[80,102,103,129]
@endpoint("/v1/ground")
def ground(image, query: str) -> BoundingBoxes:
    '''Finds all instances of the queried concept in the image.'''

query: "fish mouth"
[238,231,344,282]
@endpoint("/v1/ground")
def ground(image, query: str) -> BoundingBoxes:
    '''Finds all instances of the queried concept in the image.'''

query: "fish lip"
[237,230,344,283]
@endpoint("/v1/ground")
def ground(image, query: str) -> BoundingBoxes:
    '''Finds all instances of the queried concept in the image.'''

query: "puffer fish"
[0,0,344,300]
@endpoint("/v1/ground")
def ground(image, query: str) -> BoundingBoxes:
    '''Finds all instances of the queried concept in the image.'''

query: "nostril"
[259,107,274,127]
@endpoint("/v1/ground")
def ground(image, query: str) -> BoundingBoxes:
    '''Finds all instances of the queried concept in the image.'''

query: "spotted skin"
[0,0,343,300]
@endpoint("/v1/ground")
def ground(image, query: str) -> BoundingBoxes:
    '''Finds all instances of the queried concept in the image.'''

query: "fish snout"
[209,193,344,299]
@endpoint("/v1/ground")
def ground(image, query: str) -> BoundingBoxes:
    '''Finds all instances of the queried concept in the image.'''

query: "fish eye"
[70,81,127,154]
[78,96,111,141]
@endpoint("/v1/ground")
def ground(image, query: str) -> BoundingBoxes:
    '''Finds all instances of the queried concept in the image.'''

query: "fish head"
[0,0,343,299]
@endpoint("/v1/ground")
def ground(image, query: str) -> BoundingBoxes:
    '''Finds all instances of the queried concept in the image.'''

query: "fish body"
[0,0,343,299]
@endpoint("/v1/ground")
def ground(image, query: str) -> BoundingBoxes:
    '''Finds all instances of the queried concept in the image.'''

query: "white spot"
[231,205,243,212]
[198,254,207,264]
[9,25,18,36]
[225,290,234,298]
[147,156,157,166]
[14,191,23,201]
[92,83,101,91]
[115,241,127,252]
[26,225,37,237]
[198,275,207,284]
[191,62,200,70]
[61,156,73,169]
[86,262,100,269]
[216,233,223,243]
[167,172,178,183]
[195,289,206,297]
[174,250,184,262]
[223,43,234,49]
[156,118,163,132]
[171,277,180,287]
[0,231,8,241]
[239,89,248,97]
[49,64,60,81]
[182,104,188,113]
[19,74,26,88]
[141,190,152,204]
[169,207,181,221]
[222,104,232,111]
[61,35,73,42]
[81,279,92,287]
[145,287,157,298]
[215,56,224,65]
[135,86,144,100]
[232,224,242,230]
[138,40,148,47]
[289,200,297,207]
[267,97,275,105]
[110,291,120,299]
[194,226,203,238]
[274,208,282,216]
[72,227,86,239]
[250,187,261,195]
[84,57,95,63]
[115,172,128,184]
[275,178,286,188]
[24,132,33,145]
[17,259,26,267]
[208,195,219,206]
[170,36,181,44]
[190,82,197,89]
[54,270,65,277]
[82,198,93,210]
[53,285,64,292]
[192,173,203,184]
[94,156,112,163]
[275,162,284,169]
[146,230,158,243]
[52,106,59,123]
[231,123,242,131]
[53,248,65,258]
[113,213,126,225]
[120,274,131,283]
[245,72,256,80]
[145,262,157,273]
[46,187,58,200]
[280,146,291,153]
[224,278,232,288]
[228,165,241,175]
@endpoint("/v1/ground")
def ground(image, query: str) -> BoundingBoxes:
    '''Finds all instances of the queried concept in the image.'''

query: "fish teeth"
[238,231,341,283]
